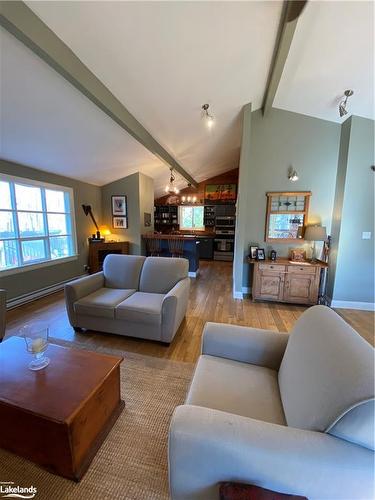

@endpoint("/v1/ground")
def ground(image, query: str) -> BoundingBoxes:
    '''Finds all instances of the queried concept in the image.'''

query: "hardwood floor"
[4,261,374,362]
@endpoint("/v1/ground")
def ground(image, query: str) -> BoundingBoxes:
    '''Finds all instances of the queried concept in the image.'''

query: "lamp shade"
[99,225,111,236]
[304,225,327,241]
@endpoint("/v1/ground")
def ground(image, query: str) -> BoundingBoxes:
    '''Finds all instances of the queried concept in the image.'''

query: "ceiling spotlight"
[165,168,179,194]
[338,90,354,118]
[288,167,299,182]
[202,103,214,128]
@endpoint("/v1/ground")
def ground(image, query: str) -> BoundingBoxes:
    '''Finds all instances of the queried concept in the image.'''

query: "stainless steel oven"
[214,229,234,261]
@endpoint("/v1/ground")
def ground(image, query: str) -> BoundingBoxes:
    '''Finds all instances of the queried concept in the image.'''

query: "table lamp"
[99,225,111,241]
[304,225,327,261]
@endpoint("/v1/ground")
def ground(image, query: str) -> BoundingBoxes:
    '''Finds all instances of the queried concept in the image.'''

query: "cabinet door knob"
[270,265,274,269]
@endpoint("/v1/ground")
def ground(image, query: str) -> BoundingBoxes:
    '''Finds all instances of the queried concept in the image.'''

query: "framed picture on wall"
[112,195,127,216]
[113,216,128,229]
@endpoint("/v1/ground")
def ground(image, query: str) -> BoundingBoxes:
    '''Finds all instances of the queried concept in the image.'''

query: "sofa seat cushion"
[116,292,165,325]
[74,288,136,319]
[186,354,286,425]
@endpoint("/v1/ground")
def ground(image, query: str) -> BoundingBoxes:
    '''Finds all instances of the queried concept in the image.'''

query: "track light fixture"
[288,167,299,182]
[202,104,214,128]
[338,90,354,118]
[165,168,179,194]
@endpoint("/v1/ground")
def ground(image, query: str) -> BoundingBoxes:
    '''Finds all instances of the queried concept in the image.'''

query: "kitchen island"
[142,234,200,277]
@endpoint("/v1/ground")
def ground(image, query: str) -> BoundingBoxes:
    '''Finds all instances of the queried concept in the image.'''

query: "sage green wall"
[326,117,352,301]
[329,116,375,304]
[233,103,252,296]
[101,171,154,255]
[0,159,102,300]
[138,172,155,254]
[235,108,341,291]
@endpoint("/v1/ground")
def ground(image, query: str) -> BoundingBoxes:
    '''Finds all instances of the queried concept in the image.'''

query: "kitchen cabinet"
[250,259,327,305]
[198,237,214,260]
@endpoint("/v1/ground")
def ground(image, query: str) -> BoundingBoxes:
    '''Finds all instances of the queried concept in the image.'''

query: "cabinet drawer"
[258,264,285,272]
[287,265,317,274]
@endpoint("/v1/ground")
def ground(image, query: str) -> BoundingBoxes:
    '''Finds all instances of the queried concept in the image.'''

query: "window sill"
[0,255,79,277]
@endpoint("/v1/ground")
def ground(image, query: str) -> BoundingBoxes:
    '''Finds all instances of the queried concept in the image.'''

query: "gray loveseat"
[169,305,374,500]
[65,255,190,343]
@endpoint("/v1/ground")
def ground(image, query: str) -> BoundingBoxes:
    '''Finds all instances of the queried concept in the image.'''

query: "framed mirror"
[265,191,311,242]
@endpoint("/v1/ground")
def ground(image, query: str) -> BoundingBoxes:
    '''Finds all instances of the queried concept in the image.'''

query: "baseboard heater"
[6,274,87,310]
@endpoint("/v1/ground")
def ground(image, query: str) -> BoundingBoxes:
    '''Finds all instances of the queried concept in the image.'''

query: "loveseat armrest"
[64,272,104,327]
[162,277,190,343]
[169,405,373,500]
[202,322,289,370]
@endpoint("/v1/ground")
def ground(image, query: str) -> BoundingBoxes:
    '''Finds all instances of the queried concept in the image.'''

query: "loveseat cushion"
[139,257,188,294]
[186,354,286,425]
[103,254,146,289]
[116,292,165,325]
[278,306,375,437]
[74,288,136,319]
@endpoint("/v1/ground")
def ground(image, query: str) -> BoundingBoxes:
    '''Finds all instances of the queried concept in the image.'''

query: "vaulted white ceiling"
[274,0,374,122]
[1,1,374,196]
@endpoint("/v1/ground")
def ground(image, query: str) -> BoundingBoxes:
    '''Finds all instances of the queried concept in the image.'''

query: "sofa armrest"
[202,322,289,370]
[169,405,373,500]
[0,289,6,341]
[64,272,104,326]
[162,278,190,343]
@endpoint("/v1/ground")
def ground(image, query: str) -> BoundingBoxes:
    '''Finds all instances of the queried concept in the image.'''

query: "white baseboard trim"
[7,274,87,309]
[331,300,375,311]
[233,286,251,300]
[188,271,198,278]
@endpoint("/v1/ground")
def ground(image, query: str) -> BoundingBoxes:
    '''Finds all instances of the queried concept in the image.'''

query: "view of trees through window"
[179,206,204,230]
[0,178,76,271]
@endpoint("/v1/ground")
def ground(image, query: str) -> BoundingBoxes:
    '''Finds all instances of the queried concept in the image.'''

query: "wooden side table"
[88,240,129,273]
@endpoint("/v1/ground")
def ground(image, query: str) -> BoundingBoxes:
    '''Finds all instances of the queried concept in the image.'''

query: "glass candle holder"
[20,322,50,371]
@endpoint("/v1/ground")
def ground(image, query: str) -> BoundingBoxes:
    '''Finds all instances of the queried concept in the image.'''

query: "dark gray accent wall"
[328,116,375,304]
[0,159,102,300]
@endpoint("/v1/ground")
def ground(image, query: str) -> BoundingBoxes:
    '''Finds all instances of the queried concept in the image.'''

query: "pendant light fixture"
[202,103,214,128]
[165,168,179,194]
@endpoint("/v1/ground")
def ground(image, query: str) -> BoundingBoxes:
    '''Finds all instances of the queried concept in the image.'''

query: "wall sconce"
[288,167,299,182]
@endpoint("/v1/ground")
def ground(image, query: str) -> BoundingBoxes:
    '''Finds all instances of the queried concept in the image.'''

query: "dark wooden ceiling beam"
[0,1,198,188]
[262,0,307,116]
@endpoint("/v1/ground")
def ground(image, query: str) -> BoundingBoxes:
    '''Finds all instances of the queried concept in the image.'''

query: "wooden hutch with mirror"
[251,191,328,305]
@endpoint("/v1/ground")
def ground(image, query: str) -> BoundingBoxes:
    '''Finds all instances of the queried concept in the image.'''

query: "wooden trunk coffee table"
[0,336,124,481]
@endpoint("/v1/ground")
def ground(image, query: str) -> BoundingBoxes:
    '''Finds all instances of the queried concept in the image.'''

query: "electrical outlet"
[362,232,371,240]
[84,264,90,272]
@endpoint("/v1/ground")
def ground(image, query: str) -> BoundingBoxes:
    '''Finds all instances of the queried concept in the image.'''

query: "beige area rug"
[0,341,193,500]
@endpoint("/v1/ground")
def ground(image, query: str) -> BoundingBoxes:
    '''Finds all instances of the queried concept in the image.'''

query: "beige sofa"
[65,255,190,343]
[0,289,6,341]
[169,306,374,500]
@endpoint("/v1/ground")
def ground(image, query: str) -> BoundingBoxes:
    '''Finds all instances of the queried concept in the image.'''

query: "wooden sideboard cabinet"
[88,241,129,274]
[250,258,328,305]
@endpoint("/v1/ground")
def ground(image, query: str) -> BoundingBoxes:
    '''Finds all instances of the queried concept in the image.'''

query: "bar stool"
[168,236,185,258]
[146,237,162,256]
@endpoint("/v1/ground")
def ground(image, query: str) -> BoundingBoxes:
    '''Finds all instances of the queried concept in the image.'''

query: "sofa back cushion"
[139,257,189,294]
[278,306,374,443]
[103,254,146,289]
